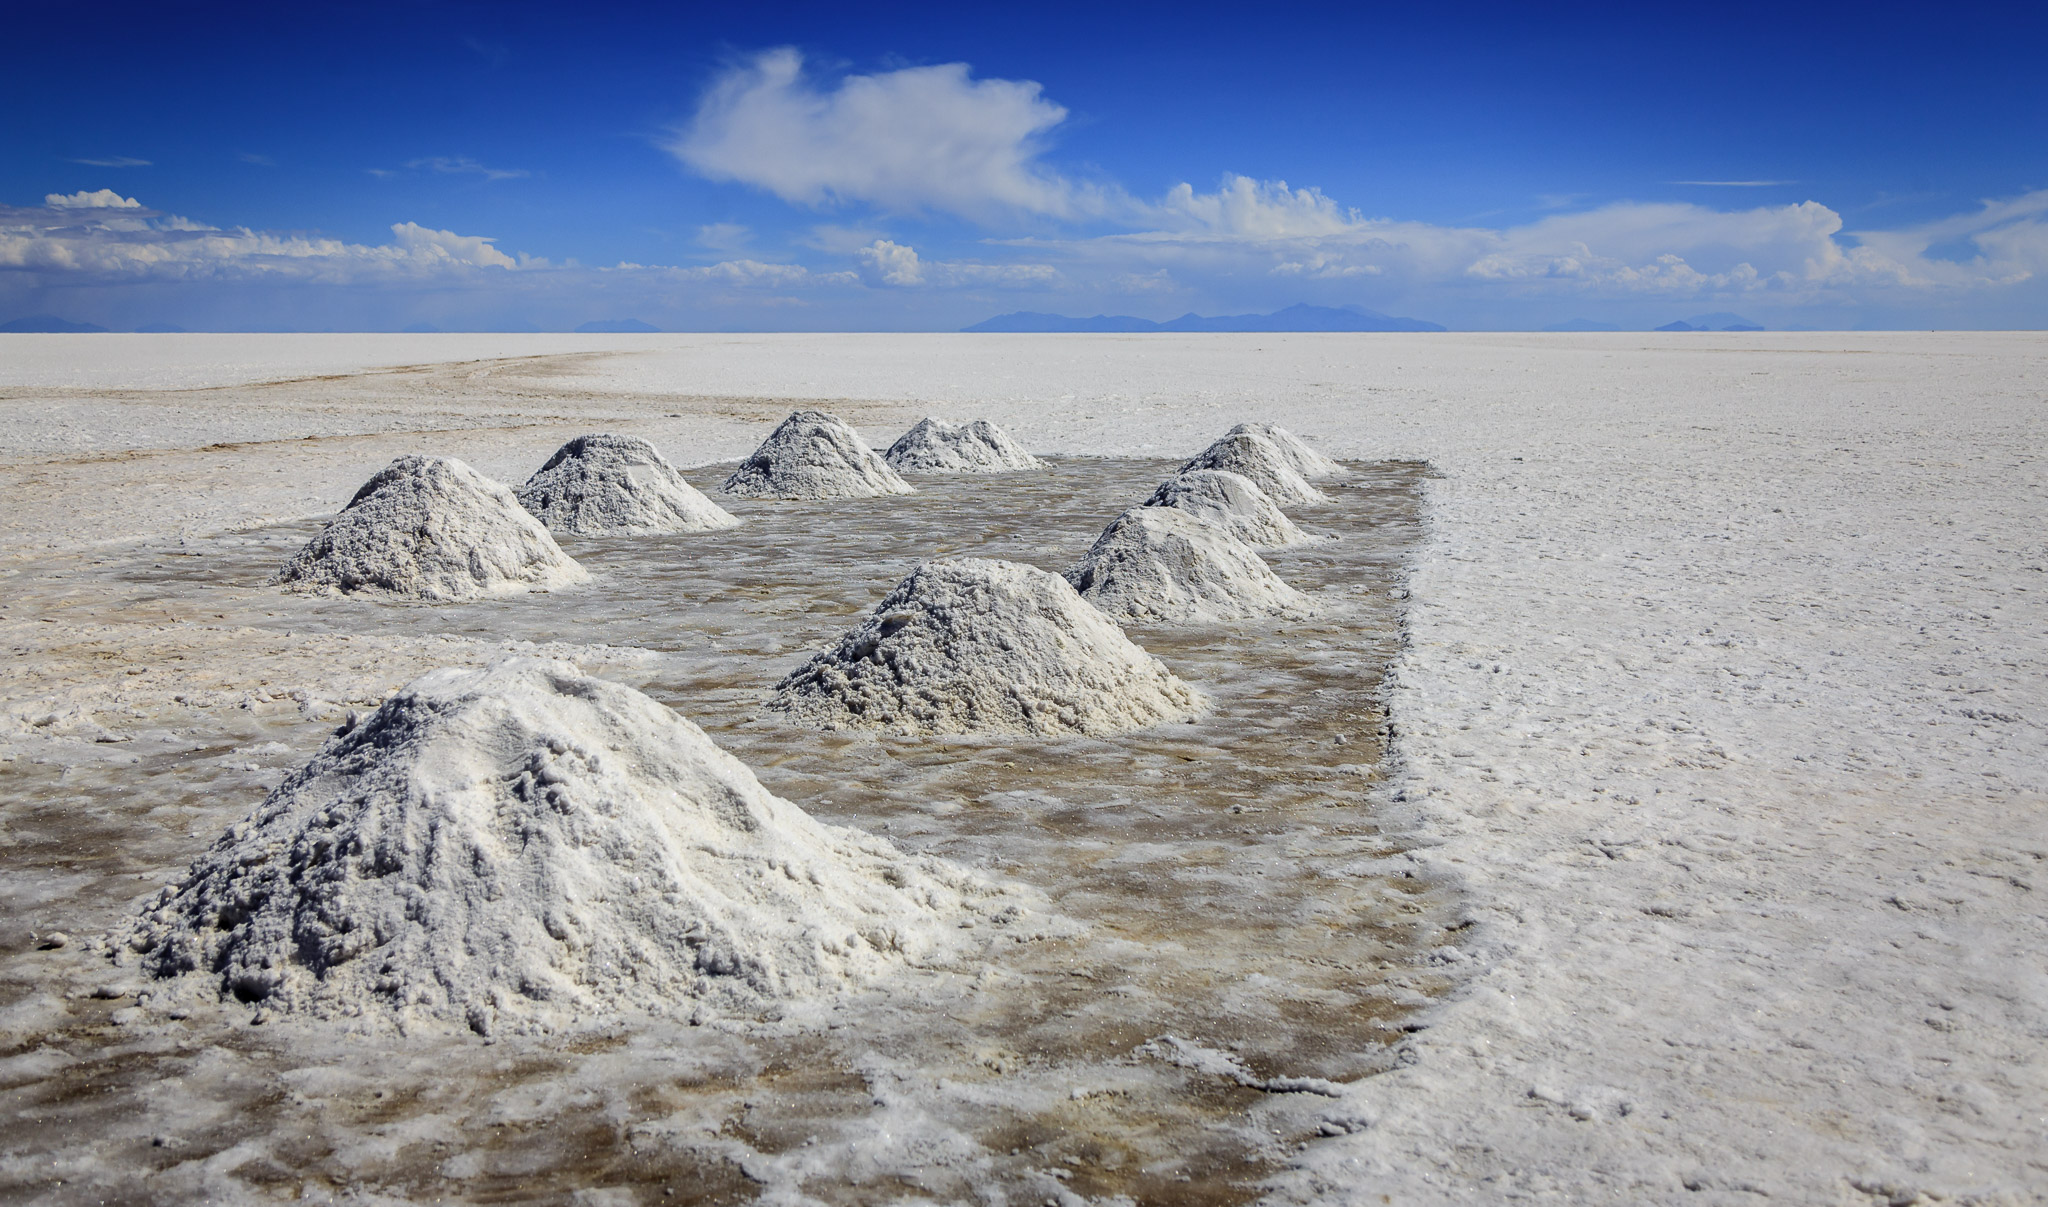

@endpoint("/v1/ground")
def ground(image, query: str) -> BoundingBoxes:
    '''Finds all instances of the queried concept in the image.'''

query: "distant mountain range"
[1656,312,1765,332]
[963,303,1446,334]
[574,318,661,333]
[0,314,109,333]
[1541,318,1622,333]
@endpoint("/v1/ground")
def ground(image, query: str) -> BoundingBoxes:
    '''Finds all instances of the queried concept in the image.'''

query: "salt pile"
[769,558,1204,736]
[1144,468,1311,548]
[1224,421,1345,479]
[883,417,1044,473]
[1180,430,1330,506]
[1067,506,1313,624]
[721,410,914,499]
[122,658,1001,1033]
[276,455,589,601]
[516,433,739,535]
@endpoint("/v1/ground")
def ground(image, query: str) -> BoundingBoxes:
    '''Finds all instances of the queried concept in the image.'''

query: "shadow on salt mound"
[1067,507,1314,624]
[722,410,914,499]
[1225,422,1344,479]
[1180,430,1329,506]
[1144,469,1311,549]
[884,417,1044,473]
[517,433,739,535]
[276,454,588,601]
[121,658,1020,1035]
[768,558,1205,737]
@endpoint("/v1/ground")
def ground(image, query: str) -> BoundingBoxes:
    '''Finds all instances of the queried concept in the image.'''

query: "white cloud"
[404,156,531,181]
[669,48,1099,223]
[856,239,925,286]
[69,157,152,168]
[46,189,142,210]
[854,239,1056,289]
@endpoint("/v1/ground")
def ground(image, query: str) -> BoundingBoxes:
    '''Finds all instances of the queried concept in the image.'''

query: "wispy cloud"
[238,152,277,166]
[405,156,531,181]
[69,156,151,168]
[1671,180,1797,187]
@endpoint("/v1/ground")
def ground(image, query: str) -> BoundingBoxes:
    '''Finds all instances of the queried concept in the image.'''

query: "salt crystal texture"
[276,455,588,601]
[516,433,739,535]
[884,417,1044,473]
[1225,422,1345,479]
[721,410,914,499]
[1180,430,1329,505]
[123,658,1000,1033]
[769,558,1204,736]
[1143,469,1311,548]
[1067,507,1314,624]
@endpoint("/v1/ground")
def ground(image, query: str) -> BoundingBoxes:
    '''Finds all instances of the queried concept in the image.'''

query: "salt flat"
[1,332,2043,1203]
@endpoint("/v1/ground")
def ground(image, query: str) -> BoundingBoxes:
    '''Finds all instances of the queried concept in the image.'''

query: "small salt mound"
[277,455,588,601]
[516,433,739,535]
[1067,507,1314,624]
[1224,422,1345,479]
[1179,430,1329,506]
[769,558,1203,736]
[884,417,1044,473]
[122,658,1001,1033]
[722,410,914,499]
[1144,469,1311,549]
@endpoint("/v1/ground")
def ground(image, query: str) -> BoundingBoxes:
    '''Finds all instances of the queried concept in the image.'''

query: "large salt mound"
[1144,469,1311,548]
[769,558,1204,736]
[1224,422,1345,479]
[884,417,1044,473]
[1067,507,1314,624]
[1179,430,1329,506]
[276,455,589,601]
[516,433,739,535]
[122,658,1002,1033]
[721,410,914,499]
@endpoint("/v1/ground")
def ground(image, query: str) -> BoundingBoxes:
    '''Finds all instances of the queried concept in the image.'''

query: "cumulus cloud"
[669,48,1100,223]
[854,239,1057,289]
[46,189,142,210]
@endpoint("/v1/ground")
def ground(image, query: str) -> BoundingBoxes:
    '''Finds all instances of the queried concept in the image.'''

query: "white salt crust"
[884,417,1044,473]
[721,410,914,499]
[1143,468,1312,548]
[276,454,588,601]
[1226,422,1345,479]
[122,658,1007,1033]
[1066,506,1314,624]
[1179,429,1330,505]
[516,433,739,535]
[768,557,1204,736]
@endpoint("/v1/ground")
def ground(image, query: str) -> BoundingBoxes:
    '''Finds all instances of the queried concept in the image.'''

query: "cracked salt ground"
[0,456,1453,1205]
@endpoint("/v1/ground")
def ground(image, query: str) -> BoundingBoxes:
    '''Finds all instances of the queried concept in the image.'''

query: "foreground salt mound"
[1144,469,1311,548]
[123,658,1000,1032]
[1180,430,1329,506]
[1067,507,1314,624]
[1225,422,1345,479]
[884,417,1044,473]
[517,433,739,535]
[722,410,914,499]
[277,455,589,601]
[769,558,1204,736]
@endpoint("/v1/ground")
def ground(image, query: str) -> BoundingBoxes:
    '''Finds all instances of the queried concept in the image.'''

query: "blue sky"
[4,0,2045,331]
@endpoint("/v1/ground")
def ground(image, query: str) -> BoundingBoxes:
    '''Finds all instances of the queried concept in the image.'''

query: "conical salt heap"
[884,417,1044,473]
[1143,469,1310,549]
[1179,429,1329,506]
[1067,507,1314,624]
[122,658,1007,1034]
[721,410,914,500]
[517,433,740,536]
[1224,422,1345,479]
[277,455,589,601]
[769,558,1204,736]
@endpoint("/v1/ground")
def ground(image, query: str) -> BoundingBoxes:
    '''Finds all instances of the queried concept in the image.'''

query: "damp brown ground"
[0,457,1457,1205]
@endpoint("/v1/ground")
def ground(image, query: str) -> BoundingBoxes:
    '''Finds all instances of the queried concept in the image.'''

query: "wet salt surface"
[1,457,1451,1204]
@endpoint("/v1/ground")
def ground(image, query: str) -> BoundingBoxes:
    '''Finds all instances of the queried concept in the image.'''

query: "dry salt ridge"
[883,416,1044,473]
[516,432,739,535]
[1144,468,1314,548]
[1066,504,1315,624]
[768,556,1206,736]
[1,332,2044,1206]
[276,453,589,601]
[720,408,914,499]
[122,658,1009,1034]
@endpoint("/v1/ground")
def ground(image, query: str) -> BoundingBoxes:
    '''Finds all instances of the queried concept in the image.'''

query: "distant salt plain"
[1,332,2043,1203]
